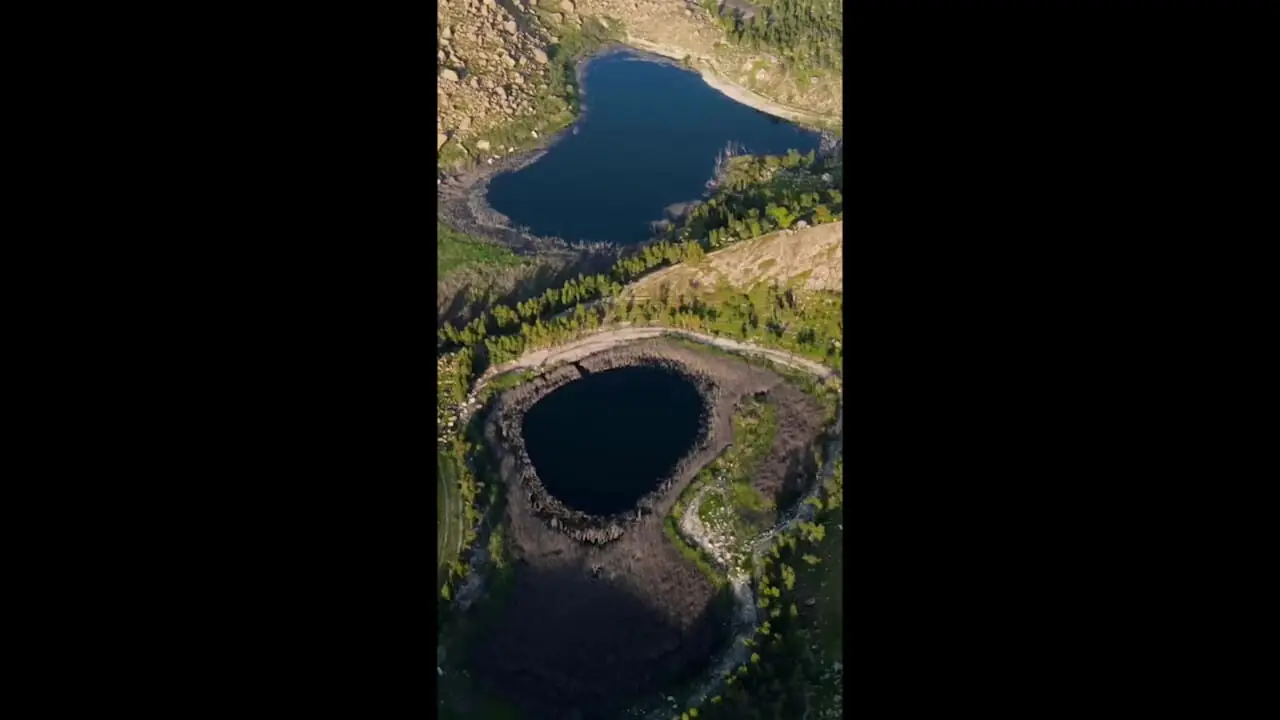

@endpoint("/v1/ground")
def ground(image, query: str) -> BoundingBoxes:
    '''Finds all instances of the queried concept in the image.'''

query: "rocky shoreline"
[485,346,720,545]
[437,45,692,255]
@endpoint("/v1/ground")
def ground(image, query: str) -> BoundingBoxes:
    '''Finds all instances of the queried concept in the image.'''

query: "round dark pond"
[486,50,821,245]
[521,365,703,516]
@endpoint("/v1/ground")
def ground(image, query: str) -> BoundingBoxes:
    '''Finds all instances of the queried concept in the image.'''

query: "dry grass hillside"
[625,220,842,302]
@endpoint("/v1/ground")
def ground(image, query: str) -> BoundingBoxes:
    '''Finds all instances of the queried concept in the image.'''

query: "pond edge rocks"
[485,347,720,545]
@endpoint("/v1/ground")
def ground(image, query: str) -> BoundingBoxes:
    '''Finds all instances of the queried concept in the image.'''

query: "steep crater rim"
[521,364,705,517]
[491,353,719,545]
[467,337,832,717]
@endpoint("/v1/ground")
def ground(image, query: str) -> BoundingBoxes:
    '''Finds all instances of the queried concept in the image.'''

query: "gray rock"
[532,48,548,64]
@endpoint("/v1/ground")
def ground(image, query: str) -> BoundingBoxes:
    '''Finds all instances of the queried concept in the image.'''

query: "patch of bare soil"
[467,338,823,719]
[747,381,826,525]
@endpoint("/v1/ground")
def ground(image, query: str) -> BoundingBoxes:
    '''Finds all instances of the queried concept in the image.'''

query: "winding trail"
[477,325,839,389]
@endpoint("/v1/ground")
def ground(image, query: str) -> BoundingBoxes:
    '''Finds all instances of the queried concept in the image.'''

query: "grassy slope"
[437,453,464,588]
[438,222,524,279]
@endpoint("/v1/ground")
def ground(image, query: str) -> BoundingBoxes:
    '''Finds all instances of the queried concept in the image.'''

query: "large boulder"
[532,48,548,64]
[438,133,449,150]
[440,68,459,82]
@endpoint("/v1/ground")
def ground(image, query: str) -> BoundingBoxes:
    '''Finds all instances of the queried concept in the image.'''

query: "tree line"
[436,150,844,391]
[704,0,843,71]
[438,150,841,352]
[673,150,843,250]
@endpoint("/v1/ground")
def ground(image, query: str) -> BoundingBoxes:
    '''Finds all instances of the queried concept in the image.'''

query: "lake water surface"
[521,365,703,516]
[487,50,821,245]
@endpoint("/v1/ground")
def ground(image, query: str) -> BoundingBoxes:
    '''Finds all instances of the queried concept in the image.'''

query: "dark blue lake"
[486,50,821,245]
[521,365,703,516]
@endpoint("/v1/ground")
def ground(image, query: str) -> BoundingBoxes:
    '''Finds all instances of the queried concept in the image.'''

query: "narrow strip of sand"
[623,36,840,128]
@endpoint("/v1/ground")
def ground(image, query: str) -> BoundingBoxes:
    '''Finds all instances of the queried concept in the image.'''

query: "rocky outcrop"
[436,0,560,156]
[438,0,840,168]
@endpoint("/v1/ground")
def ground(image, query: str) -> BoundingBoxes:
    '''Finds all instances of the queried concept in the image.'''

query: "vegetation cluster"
[437,150,843,378]
[438,221,526,278]
[702,0,843,72]
[672,458,845,720]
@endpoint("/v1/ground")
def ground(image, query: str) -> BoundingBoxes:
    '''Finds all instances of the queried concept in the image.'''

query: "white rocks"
[503,19,517,33]
[532,48,548,64]
[437,133,449,150]
[475,139,491,150]
[439,68,459,82]
[530,130,538,138]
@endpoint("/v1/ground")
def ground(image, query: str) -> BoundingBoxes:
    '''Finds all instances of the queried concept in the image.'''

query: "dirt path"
[479,326,839,388]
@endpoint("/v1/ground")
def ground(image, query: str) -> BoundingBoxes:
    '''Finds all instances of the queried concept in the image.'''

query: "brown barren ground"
[467,338,822,719]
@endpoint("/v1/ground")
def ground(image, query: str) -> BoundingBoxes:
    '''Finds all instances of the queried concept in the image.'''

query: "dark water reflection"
[487,51,821,245]
[521,366,703,516]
